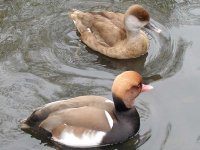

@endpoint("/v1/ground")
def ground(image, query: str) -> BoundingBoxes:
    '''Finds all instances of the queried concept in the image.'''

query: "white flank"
[104,111,113,128]
[72,20,76,25]
[105,99,113,104]
[87,28,91,32]
[53,130,106,147]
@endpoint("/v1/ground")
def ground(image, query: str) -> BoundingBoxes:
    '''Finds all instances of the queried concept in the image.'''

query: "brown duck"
[69,4,161,59]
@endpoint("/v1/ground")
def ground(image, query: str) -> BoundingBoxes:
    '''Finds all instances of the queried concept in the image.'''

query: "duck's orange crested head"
[112,71,153,109]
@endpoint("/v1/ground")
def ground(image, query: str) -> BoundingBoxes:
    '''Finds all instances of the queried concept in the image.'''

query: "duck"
[69,4,161,59]
[20,71,153,148]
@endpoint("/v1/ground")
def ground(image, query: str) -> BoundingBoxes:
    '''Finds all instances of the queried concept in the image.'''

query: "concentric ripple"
[0,0,194,150]
[171,2,200,25]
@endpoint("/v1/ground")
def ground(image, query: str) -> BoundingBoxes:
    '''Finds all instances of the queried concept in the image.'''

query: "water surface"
[0,0,200,150]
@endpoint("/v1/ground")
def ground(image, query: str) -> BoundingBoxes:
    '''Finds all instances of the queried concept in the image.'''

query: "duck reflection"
[84,30,188,85]
[86,48,161,84]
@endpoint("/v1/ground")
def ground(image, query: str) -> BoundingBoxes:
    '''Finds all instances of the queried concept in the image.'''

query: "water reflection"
[160,123,172,150]
[0,0,197,150]
[78,25,188,84]
[170,1,200,26]
[91,50,148,72]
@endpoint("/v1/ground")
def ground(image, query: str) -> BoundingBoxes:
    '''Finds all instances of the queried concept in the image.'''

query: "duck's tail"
[68,9,90,34]
[20,119,31,130]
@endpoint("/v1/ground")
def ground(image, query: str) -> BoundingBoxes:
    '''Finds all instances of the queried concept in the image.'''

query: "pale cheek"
[125,16,142,29]
[142,21,148,27]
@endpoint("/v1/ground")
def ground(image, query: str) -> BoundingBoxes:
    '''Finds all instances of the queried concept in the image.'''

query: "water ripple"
[171,2,200,25]
[0,0,193,150]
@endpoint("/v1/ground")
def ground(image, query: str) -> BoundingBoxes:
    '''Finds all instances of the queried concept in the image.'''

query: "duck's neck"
[112,94,131,112]
[126,28,140,39]
[124,15,141,39]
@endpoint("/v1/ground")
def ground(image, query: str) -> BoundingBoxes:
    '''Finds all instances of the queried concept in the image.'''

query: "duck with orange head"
[21,71,153,148]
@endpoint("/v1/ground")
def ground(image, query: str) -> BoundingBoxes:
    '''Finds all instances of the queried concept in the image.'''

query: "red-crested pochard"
[69,4,161,59]
[21,71,153,148]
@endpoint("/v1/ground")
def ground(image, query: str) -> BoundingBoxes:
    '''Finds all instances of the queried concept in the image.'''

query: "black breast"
[101,107,140,145]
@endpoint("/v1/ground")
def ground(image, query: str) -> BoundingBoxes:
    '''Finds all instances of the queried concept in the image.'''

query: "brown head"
[112,71,153,111]
[124,4,161,34]
[127,5,149,22]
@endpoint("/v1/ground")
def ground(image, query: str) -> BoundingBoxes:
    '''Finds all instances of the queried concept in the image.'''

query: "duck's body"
[69,5,160,59]
[22,96,139,147]
[21,71,153,148]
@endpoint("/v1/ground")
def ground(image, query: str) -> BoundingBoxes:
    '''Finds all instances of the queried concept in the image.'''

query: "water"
[0,0,200,150]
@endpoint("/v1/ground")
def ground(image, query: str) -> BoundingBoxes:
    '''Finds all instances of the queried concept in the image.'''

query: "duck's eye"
[138,17,145,21]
